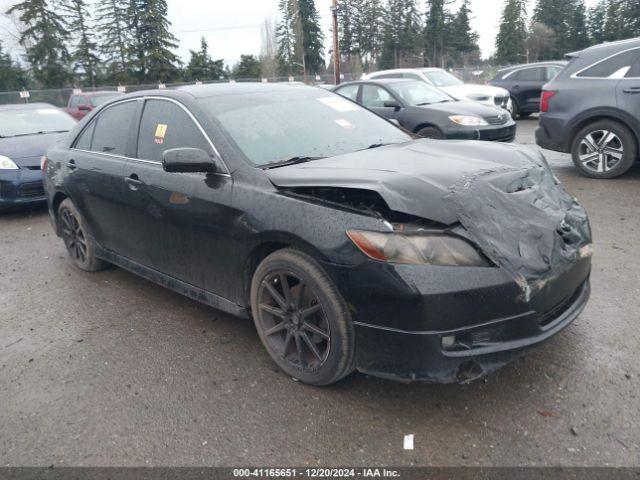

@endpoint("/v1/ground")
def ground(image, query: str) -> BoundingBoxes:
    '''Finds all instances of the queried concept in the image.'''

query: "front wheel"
[571,121,637,179]
[58,199,109,271]
[250,249,355,386]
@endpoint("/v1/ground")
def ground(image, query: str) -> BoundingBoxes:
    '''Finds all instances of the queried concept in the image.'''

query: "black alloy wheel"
[58,198,109,271]
[251,249,355,385]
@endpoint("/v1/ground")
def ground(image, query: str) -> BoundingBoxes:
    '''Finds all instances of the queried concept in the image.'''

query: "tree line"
[496,0,640,65]
[1,0,640,92]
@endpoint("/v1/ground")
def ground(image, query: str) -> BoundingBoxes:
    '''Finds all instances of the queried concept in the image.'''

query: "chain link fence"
[0,68,501,108]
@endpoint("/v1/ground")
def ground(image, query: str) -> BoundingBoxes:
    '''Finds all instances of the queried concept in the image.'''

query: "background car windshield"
[422,70,463,87]
[390,81,452,105]
[90,94,121,107]
[0,107,76,137]
[206,90,410,167]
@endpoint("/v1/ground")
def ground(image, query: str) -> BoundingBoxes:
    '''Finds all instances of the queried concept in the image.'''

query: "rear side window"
[90,101,137,155]
[137,99,211,163]
[577,49,640,78]
[514,67,545,81]
[335,84,359,101]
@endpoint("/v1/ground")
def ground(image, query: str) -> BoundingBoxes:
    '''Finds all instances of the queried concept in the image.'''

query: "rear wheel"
[250,249,355,386]
[58,199,109,271]
[510,97,519,119]
[416,126,445,139]
[571,120,637,179]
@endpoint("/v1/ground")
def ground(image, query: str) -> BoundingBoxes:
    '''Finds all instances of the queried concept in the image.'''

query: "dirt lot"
[1,118,639,467]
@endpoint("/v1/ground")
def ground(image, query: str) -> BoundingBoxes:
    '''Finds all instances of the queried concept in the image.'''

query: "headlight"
[449,115,488,126]
[347,230,490,267]
[0,155,18,170]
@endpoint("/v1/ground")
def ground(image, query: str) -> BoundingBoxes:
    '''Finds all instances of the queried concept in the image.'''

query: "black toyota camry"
[43,84,592,385]
[333,79,516,142]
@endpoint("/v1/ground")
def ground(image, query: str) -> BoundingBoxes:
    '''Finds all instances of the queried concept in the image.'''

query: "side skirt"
[96,246,249,319]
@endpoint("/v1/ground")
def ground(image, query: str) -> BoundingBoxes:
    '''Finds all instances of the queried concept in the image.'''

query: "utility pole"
[331,0,341,85]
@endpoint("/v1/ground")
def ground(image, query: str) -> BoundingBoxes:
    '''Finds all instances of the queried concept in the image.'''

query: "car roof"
[175,82,317,99]
[369,68,444,74]
[567,37,640,58]
[0,102,58,111]
[340,78,414,86]
[77,91,124,97]
[497,61,567,73]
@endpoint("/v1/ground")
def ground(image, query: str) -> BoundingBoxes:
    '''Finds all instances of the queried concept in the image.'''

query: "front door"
[65,99,140,255]
[360,84,404,122]
[122,98,237,297]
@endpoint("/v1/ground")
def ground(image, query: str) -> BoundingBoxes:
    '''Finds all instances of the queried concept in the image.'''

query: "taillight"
[540,90,557,113]
[40,155,48,173]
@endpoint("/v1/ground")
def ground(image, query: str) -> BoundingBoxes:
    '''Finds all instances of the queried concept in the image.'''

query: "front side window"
[361,85,394,108]
[0,107,76,138]
[577,49,640,78]
[335,84,359,101]
[137,99,211,162]
[90,100,137,155]
[204,90,409,167]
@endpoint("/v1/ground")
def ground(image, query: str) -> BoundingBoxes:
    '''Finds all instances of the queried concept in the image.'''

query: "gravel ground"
[1,118,639,467]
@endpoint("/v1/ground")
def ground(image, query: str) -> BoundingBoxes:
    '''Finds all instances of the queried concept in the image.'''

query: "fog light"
[441,335,456,349]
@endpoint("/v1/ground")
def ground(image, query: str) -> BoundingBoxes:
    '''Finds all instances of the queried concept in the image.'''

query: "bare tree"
[261,17,277,80]
[526,22,555,62]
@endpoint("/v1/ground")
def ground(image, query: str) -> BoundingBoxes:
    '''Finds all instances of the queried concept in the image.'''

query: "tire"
[250,248,355,386]
[519,112,532,118]
[57,198,109,272]
[571,120,637,179]
[416,126,445,139]
[510,98,519,120]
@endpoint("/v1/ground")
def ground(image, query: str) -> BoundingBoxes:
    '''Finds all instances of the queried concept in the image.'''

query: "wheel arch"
[413,123,443,135]
[566,109,640,154]
[51,191,69,234]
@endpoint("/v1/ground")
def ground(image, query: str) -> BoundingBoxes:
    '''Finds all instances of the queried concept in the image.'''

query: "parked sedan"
[44,84,591,385]
[333,79,516,142]
[0,103,76,210]
[490,61,566,119]
[365,68,512,112]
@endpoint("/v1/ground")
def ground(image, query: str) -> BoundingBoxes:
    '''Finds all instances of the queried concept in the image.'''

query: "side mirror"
[78,104,91,111]
[163,148,220,174]
[384,100,402,111]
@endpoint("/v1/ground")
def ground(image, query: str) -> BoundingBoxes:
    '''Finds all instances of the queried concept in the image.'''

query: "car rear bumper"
[536,115,571,153]
[325,256,591,383]
[0,169,45,208]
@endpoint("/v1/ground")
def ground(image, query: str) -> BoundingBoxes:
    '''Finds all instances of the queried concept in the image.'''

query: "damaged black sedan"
[43,84,592,385]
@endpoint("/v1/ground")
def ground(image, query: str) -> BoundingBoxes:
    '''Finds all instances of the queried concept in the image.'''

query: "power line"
[174,12,332,35]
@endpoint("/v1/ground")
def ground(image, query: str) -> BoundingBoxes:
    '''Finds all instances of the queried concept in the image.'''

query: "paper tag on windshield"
[318,97,358,112]
[37,108,59,115]
[335,119,354,129]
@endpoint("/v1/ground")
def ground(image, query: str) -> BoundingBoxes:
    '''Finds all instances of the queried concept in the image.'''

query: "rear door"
[122,97,236,295]
[616,50,640,129]
[66,99,141,254]
[511,67,546,113]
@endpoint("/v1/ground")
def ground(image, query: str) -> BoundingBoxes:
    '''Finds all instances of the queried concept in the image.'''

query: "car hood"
[439,84,509,100]
[413,100,506,119]
[267,140,590,298]
[0,132,69,167]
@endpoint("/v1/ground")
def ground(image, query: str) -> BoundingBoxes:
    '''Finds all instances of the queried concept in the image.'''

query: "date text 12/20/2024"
[233,468,401,478]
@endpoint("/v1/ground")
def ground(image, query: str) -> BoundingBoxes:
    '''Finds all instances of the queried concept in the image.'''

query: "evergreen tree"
[128,0,180,83]
[532,0,589,59]
[495,0,527,65]
[569,1,590,52]
[6,0,72,87]
[96,0,132,83]
[424,0,448,67]
[185,37,224,81]
[447,0,480,67]
[276,0,297,75]
[0,42,29,90]
[587,0,607,45]
[64,0,100,87]
[380,0,422,69]
[360,0,384,66]
[295,0,325,74]
[232,54,262,79]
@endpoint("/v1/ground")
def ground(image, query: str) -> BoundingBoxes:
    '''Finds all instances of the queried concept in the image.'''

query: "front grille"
[486,114,508,125]
[17,181,44,199]
[494,95,509,108]
[24,166,41,171]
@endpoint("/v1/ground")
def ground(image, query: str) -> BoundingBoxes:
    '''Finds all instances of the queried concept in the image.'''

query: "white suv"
[365,68,512,113]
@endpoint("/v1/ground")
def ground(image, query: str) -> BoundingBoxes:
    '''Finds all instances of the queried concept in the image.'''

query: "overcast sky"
[1,0,601,66]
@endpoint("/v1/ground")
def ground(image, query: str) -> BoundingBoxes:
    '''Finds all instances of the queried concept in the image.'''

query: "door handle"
[623,86,640,94]
[125,174,143,190]
[66,159,77,170]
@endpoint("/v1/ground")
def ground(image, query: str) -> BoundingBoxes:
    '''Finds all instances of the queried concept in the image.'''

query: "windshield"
[422,70,463,87]
[90,94,121,107]
[0,107,76,137]
[389,81,453,105]
[205,90,410,167]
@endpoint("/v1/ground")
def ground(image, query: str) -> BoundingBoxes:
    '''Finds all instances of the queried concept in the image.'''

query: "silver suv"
[536,38,640,178]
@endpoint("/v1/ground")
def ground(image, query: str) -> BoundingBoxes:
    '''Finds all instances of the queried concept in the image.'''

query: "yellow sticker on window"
[155,124,168,139]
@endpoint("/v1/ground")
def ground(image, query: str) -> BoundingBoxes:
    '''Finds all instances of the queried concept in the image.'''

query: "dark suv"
[536,38,640,178]
[490,61,566,119]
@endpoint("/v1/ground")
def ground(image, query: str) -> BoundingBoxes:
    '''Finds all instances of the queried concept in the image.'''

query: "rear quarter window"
[577,48,640,78]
